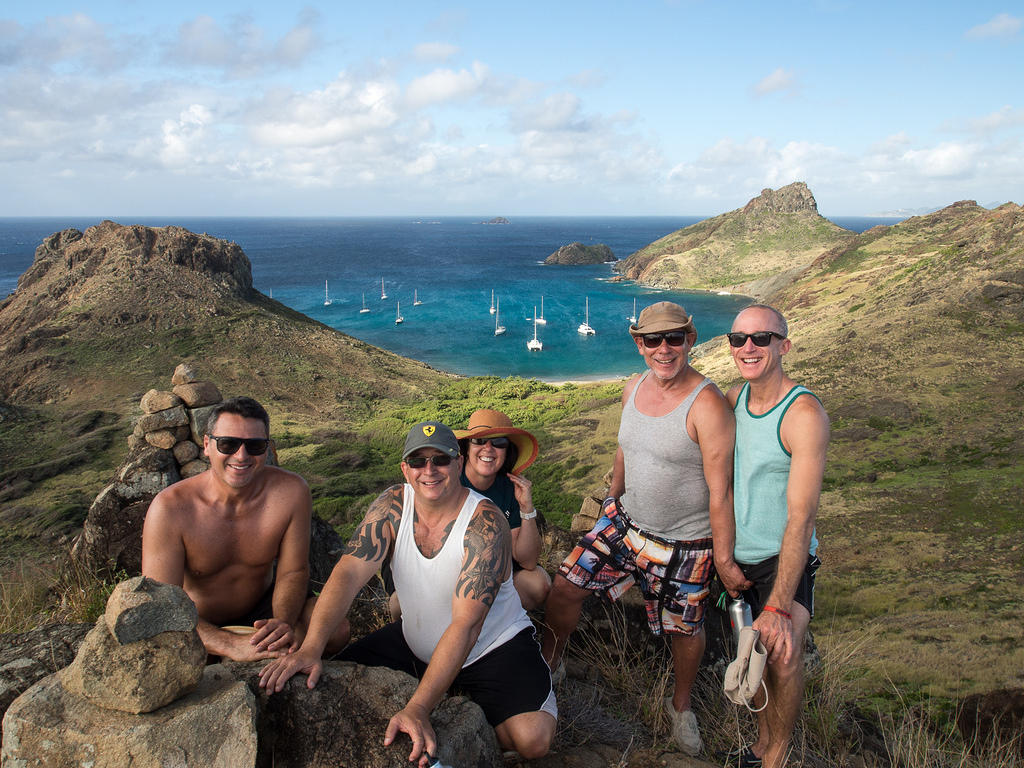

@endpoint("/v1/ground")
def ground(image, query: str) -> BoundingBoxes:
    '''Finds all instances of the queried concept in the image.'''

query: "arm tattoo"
[342,485,403,564]
[455,501,511,607]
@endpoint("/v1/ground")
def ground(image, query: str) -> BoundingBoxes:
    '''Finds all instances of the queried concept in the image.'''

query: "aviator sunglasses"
[210,436,270,455]
[641,332,689,348]
[469,437,510,448]
[405,454,455,468]
[726,331,786,347]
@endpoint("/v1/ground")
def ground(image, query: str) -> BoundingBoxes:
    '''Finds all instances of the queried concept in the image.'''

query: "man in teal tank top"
[725,305,830,768]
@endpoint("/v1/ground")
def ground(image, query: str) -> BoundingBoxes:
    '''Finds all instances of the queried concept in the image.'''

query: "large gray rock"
[2,665,258,767]
[244,661,502,768]
[0,623,91,738]
[103,576,198,645]
[59,578,205,714]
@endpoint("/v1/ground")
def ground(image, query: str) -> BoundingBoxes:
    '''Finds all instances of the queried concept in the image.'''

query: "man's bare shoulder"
[150,472,208,510]
[782,390,830,452]
[468,497,509,539]
[621,372,643,404]
[725,382,743,408]
[260,465,311,494]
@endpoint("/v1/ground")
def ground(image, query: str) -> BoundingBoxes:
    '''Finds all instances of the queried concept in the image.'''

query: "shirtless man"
[541,301,747,756]
[260,421,556,766]
[142,396,348,661]
[723,304,829,768]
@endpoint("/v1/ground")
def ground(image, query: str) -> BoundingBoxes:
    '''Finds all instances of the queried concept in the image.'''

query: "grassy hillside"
[693,199,1024,698]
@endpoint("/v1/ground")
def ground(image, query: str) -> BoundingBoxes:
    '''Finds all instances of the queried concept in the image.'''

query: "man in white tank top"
[260,421,556,766]
[541,302,750,757]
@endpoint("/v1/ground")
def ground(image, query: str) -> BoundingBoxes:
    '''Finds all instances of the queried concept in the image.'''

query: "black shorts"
[338,621,557,726]
[739,554,820,619]
[228,584,314,627]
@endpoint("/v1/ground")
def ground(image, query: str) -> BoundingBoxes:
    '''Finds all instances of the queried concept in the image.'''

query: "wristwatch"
[520,508,538,520]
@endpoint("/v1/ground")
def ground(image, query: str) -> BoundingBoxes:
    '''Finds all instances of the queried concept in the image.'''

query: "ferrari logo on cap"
[423,425,435,436]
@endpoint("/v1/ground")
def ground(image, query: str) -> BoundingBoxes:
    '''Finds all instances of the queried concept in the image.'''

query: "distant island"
[544,242,615,265]
[482,216,510,224]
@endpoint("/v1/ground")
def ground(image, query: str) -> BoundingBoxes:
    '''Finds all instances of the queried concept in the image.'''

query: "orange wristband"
[763,605,792,620]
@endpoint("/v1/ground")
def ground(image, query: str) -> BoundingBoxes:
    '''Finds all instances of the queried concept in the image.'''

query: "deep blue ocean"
[0,216,894,380]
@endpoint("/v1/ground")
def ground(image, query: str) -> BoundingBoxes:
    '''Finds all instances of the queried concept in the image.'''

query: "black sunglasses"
[469,437,510,448]
[405,454,455,468]
[727,331,786,348]
[210,436,270,455]
[641,332,689,348]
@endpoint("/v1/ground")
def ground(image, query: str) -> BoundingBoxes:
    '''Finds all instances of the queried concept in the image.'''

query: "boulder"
[139,389,182,414]
[173,440,200,464]
[246,661,502,768]
[115,445,180,500]
[173,381,222,408]
[60,578,204,714]
[144,428,178,449]
[137,405,189,433]
[171,362,202,387]
[0,623,91,733]
[2,665,258,767]
[103,577,198,645]
[189,404,218,443]
[180,458,209,479]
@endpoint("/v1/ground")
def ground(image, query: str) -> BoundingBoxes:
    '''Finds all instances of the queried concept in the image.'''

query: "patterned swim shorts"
[557,498,714,635]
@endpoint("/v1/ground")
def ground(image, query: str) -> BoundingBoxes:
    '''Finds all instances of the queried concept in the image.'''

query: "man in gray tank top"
[541,302,750,756]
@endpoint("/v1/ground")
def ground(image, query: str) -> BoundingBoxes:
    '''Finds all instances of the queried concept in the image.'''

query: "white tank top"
[393,484,533,665]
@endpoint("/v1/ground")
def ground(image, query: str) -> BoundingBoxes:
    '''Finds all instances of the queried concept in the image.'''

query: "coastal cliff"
[616,182,852,296]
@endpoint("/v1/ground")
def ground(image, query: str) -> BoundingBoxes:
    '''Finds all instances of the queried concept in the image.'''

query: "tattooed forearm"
[342,485,403,563]
[455,501,511,606]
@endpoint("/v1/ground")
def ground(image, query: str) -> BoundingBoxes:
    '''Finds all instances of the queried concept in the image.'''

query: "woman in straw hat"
[453,409,551,610]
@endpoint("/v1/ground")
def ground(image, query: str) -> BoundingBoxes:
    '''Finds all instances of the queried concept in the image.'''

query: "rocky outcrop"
[615,182,853,295]
[59,577,205,714]
[1,577,501,767]
[483,216,510,224]
[545,242,616,265]
[4,665,259,767]
[0,623,91,723]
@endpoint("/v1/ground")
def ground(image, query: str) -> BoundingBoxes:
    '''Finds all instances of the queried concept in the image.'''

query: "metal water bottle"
[427,755,452,768]
[729,597,753,646]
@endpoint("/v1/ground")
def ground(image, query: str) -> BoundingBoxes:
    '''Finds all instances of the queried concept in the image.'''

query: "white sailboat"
[323,279,332,307]
[494,297,506,336]
[413,289,423,306]
[628,297,637,325]
[359,293,370,313]
[577,296,595,335]
[380,277,388,300]
[535,295,547,325]
[395,300,403,324]
[489,289,496,315]
[527,307,543,351]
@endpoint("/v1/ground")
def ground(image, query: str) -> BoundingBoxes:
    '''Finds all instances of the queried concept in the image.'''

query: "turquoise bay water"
[0,216,892,380]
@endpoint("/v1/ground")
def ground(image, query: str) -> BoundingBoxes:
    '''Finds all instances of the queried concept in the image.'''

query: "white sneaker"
[664,697,703,756]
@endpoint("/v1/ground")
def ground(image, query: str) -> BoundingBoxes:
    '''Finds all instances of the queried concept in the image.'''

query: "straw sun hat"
[452,409,539,474]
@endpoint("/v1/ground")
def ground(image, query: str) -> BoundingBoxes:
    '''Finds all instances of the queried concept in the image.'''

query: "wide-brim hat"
[452,409,539,474]
[628,301,694,337]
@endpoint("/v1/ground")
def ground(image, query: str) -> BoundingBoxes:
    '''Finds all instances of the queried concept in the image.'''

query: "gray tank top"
[618,371,713,540]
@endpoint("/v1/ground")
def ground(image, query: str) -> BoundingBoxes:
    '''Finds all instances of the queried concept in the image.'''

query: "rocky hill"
[545,242,615,265]
[616,182,853,294]
[0,221,451,558]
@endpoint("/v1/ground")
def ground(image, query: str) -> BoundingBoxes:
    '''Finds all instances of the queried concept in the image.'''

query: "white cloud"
[901,142,977,178]
[753,67,797,97]
[965,13,1021,40]
[404,62,489,108]
[966,105,1024,134]
[162,13,320,77]
[413,42,459,61]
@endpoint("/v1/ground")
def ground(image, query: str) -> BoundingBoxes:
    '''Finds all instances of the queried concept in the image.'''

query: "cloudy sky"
[2,1,1021,217]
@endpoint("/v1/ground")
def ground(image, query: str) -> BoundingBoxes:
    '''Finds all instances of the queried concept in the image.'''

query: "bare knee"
[515,568,552,610]
[498,714,555,759]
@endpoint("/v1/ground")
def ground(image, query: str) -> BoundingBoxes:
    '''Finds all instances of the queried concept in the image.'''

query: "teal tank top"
[733,382,819,564]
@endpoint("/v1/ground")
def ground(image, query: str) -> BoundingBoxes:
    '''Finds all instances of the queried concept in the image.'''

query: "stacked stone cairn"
[2,576,259,766]
[71,363,226,575]
[132,361,223,477]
